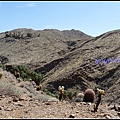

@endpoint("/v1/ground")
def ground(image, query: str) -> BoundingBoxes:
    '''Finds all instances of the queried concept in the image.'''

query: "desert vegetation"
[66,41,77,46]
[5,64,43,85]
[5,31,24,39]
[94,88,105,112]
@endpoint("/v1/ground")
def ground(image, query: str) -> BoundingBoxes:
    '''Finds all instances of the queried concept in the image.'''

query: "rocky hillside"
[39,29,120,104]
[0,28,120,105]
[0,64,120,118]
[0,28,92,69]
[0,67,59,102]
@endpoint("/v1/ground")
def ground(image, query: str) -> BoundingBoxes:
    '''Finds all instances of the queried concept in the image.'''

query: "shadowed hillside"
[39,29,120,104]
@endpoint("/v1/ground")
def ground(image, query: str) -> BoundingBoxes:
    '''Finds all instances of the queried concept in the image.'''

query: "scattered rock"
[70,97,83,102]
[45,102,51,105]
[114,104,119,111]
[7,116,13,118]
[87,102,92,105]
[19,94,31,101]
[0,107,2,110]
[117,112,120,116]
[13,101,23,106]
[69,114,75,118]
[76,93,84,99]
[105,115,111,119]
[13,96,19,102]
[5,108,13,111]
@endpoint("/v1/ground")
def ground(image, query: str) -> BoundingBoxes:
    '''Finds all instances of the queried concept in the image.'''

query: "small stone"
[88,102,92,105]
[1,95,5,98]
[7,116,12,118]
[82,102,87,105]
[5,108,13,111]
[13,101,23,106]
[24,110,28,113]
[0,107,2,110]
[69,114,75,118]
[45,102,51,105]
[114,104,119,111]
[105,115,111,119]
[8,100,12,104]
[118,112,120,116]
[13,97,19,102]
[118,106,120,111]
[19,94,31,101]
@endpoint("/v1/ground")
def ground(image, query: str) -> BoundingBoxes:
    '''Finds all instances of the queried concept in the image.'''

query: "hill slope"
[0,28,120,105]
[40,29,120,104]
[0,28,92,68]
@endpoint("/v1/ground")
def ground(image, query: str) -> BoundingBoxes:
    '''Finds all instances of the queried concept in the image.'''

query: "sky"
[0,1,120,37]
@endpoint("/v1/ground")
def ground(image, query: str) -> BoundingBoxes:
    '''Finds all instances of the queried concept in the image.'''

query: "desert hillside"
[0,28,120,118]
[41,29,120,104]
[0,67,119,118]
[0,28,92,67]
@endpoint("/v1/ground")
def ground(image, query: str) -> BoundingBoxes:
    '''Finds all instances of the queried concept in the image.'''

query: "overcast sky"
[0,1,120,37]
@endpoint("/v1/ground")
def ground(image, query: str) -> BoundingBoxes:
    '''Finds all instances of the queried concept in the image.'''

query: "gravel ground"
[0,96,120,119]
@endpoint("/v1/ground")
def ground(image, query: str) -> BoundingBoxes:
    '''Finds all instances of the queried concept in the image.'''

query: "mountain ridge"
[0,28,120,104]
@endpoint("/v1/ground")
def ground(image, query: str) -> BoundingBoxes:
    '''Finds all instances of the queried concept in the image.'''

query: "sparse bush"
[5,31,24,39]
[0,62,3,68]
[64,91,77,100]
[83,88,95,102]
[5,31,11,37]
[27,33,32,37]
[42,88,58,98]
[0,55,9,65]
[0,61,6,70]
[0,73,3,79]
[10,65,43,85]
[66,41,76,46]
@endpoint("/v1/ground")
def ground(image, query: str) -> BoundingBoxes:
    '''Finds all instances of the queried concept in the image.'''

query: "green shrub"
[64,91,77,100]
[43,88,59,98]
[9,32,23,39]
[12,65,43,85]
[0,61,6,70]
[0,62,3,68]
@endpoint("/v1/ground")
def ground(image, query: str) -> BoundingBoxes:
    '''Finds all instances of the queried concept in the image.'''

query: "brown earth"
[0,65,119,119]
[0,97,120,119]
[0,68,120,119]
